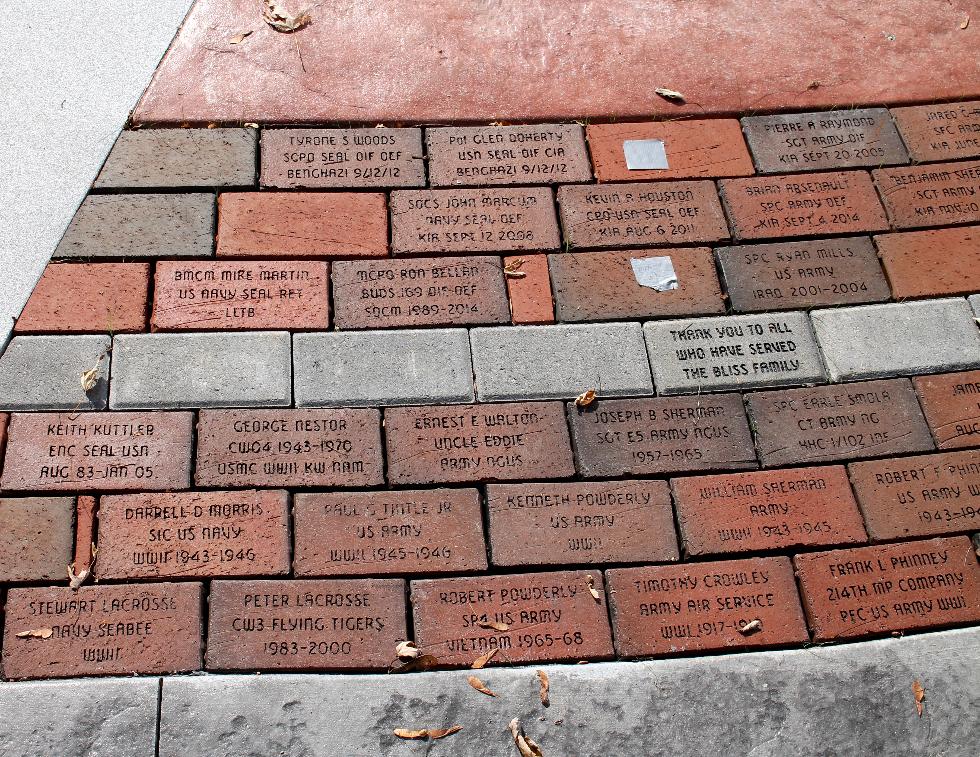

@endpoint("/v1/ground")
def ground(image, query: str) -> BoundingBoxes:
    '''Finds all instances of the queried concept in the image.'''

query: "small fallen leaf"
[471,647,498,669]
[654,87,686,104]
[68,566,90,591]
[509,718,545,757]
[537,670,550,706]
[16,628,53,639]
[262,0,311,32]
[229,30,253,44]
[389,653,439,673]
[395,640,421,661]
[960,15,970,29]
[586,574,601,601]
[394,729,429,740]
[468,675,497,697]
[738,619,763,636]
[393,726,462,740]
[912,680,925,717]
[478,620,510,631]
[244,122,259,129]
[807,81,821,91]
[574,389,596,408]
[80,367,99,392]
[503,258,527,279]
[429,726,462,740]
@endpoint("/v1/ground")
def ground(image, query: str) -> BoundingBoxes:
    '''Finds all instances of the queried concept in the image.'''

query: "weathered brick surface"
[0,412,192,492]
[848,451,980,541]
[390,187,560,254]
[746,379,935,467]
[671,467,866,556]
[716,237,889,312]
[260,128,425,188]
[195,409,383,488]
[73,495,96,576]
[890,101,980,162]
[913,370,980,449]
[293,489,488,576]
[151,260,329,331]
[586,119,754,182]
[503,255,554,324]
[719,171,888,240]
[217,192,388,259]
[549,248,725,321]
[96,490,291,580]
[331,256,509,329]
[873,226,980,298]
[427,124,591,186]
[0,497,75,582]
[794,536,980,641]
[385,402,575,485]
[485,481,679,566]
[557,181,729,249]
[205,578,407,671]
[0,335,110,411]
[873,161,980,229]
[567,396,756,478]
[411,571,614,666]
[606,557,808,656]
[0,582,203,679]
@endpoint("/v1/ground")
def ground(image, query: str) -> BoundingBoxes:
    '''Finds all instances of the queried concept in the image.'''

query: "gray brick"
[109,332,291,409]
[0,335,110,410]
[470,323,653,401]
[643,312,826,394]
[94,128,257,188]
[293,329,474,407]
[970,294,980,317]
[811,298,980,381]
[54,193,214,259]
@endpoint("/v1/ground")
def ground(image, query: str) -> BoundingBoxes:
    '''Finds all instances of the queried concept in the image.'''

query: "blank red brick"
[411,571,614,667]
[913,370,980,449]
[0,497,74,582]
[890,101,980,162]
[503,255,553,324]
[874,226,980,298]
[606,557,808,656]
[873,161,980,229]
[794,536,980,641]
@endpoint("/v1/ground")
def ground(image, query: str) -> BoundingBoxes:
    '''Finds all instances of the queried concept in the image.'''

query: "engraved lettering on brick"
[913,370,980,449]
[874,160,980,228]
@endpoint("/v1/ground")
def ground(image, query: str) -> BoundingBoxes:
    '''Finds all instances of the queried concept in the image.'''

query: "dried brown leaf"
[394,729,429,740]
[429,726,462,740]
[229,30,253,44]
[960,15,970,29]
[80,367,99,393]
[16,627,53,639]
[390,653,439,673]
[586,574,601,601]
[509,718,545,757]
[912,680,925,717]
[504,258,527,278]
[262,0,311,32]
[738,619,763,636]
[537,670,550,706]
[478,620,510,631]
[68,565,90,591]
[468,675,497,697]
[471,647,498,669]
[654,87,686,104]
[574,389,596,408]
[395,640,421,661]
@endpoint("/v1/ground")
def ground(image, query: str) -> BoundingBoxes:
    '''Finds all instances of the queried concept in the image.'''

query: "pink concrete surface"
[135,0,980,124]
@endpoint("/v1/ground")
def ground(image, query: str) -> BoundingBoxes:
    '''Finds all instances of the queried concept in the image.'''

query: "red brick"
[549,247,724,321]
[151,260,328,331]
[794,536,980,641]
[567,396,756,478]
[671,466,866,556]
[14,263,149,334]
[606,557,808,656]
[913,370,980,449]
[0,582,203,679]
[384,402,575,485]
[331,256,509,329]
[390,188,560,255]
[293,489,487,576]
[847,450,980,541]
[205,578,406,671]
[719,171,887,240]
[503,255,553,324]
[874,226,980,298]
[73,495,96,575]
[0,497,74,582]
[96,490,290,580]
[745,379,934,467]
[195,409,383,488]
[411,571,614,666]
[0,412,193,492]
[890,101,980,162]
[216,192,388,258]
[486,480,678,566]
[873,161,980,229]
[557,181,728,249]
[587,119,754,182]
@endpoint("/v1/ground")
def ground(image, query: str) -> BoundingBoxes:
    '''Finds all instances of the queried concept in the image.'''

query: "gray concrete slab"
[0,334,110,410]
[969,293,980,317]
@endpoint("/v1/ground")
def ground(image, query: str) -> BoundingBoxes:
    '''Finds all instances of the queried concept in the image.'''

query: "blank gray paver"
[109,332,291,409]
[293,329,474,406]
[470,323,653,401]
[811,298,980,381]
[0,334,110,410]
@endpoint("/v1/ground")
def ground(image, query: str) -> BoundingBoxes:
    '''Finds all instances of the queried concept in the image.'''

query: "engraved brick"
[96,490,290,580]
[0,582,203,679]
[195,409,383,488]
[151,260,328,331]
[873,161,980,229]
[719,171,888,240]
[913,370,980,449]
[890,101,980,162]
[331,256,509,329]
[746,379,934,467]
[293,489,487,576]
[390,188,559,255]
[847,450,980,541]
[606,557,808,656]
[671,467,866,557]
[486,481,679,567]
[794,536,980,641]
[557,181,728,249]
[716,237,890,313]
[0,412,192,492]
[411,571,614,666]
[567,396,757,478]
[874,226,980,299]
[504,255,554,325]
[384,402,574,485]
[586,119,754,182]
[205,578,406,671]
[0,497,75,582]
[742,109,908,173]
[217,192,388,259]
[427,124,591,186]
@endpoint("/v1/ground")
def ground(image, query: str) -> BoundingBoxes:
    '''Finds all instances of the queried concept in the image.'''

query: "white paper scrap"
[623,139,669,170]
[631,256,678,292]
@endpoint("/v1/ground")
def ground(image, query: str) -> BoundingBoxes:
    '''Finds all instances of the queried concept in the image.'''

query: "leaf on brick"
[912,680,925,717]
[16,628,53,639]
[738,619,763,636]
[262,0,311,32]
[390,653,440,673]
[395,640,421,661]
[509,718,545,757]
[654,87,686,104]
[478,620,510,631]
[960,15,970,29]
[468,675,497,697]
[504,258,527,278]
[586,574,601,601]
[537,670,550,706]
[80,367,99,393]
[471,647,498,669]
[394,729,429,740]
[429,726,462,740]
[229,30,253,44]
[574,389,596,408]
[68,565,91,591]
